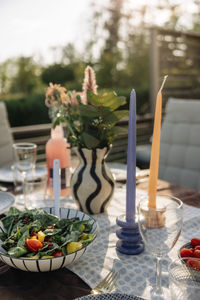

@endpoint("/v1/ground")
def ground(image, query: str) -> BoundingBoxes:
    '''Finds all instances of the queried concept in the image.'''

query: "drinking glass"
[169,257,200,300]
[137,194,183,299]
[12,143,37,207]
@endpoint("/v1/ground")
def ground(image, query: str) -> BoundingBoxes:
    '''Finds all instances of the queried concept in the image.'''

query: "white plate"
[108,163,140,182]
[0,166,47,183]
[0,192,15,214]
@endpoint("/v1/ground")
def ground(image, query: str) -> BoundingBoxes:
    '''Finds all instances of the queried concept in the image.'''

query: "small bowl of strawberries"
[179,238,200,276]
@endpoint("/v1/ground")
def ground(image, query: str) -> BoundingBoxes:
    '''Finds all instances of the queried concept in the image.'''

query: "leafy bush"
[1,93,50,127]
[0,86,149,127]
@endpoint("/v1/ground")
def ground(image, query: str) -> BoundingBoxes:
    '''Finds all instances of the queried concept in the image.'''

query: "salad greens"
[0,207,95,259]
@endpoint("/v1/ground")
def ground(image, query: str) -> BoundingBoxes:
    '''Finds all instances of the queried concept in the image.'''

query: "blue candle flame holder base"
[116,214,144,255]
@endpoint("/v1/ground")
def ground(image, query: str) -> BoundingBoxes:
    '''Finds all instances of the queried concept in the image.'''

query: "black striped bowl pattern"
[71,147,115,214]
[0,207,98,272]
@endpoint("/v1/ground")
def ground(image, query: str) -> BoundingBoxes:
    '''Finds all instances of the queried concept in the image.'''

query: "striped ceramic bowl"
[0,207,98,272]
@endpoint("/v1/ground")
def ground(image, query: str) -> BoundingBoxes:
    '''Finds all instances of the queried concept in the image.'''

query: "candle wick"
[159,75,168,92]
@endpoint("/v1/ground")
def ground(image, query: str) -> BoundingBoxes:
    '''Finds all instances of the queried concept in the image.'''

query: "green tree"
[10,57,40,94]
[191,0,200,32]
[60,44,88,89]
[97,0,123,87]
[41,63,75,85]
[0,61,9,94]
[0,59,17,95]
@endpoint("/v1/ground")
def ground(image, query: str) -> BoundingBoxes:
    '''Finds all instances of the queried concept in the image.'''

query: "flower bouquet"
[45,66,128,150]
[45,66,128,214]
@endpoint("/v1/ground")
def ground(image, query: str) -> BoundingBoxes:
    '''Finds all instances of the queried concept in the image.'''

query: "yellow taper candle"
[148,76,168,208]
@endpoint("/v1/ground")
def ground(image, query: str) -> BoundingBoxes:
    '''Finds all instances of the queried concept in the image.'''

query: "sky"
[0,0,94,64]
[0,0,197,65]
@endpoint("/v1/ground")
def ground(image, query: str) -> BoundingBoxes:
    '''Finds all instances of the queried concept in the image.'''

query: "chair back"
[159,98,200,190]
[0,102,14,167]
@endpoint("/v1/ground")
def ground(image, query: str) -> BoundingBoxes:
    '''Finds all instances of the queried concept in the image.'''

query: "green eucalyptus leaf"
[81,132,100,149]
[87,91,126,112]
[87,91,101,106]
[100,93,126,110]
[103,110,129,125]
[112,125,128,136]
[78,104,99,118]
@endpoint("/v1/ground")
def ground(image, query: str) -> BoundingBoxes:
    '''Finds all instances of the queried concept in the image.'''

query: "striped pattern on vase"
[71,147,115,214]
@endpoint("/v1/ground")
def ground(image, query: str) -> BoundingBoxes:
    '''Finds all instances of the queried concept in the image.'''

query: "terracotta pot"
[71,147,115,214]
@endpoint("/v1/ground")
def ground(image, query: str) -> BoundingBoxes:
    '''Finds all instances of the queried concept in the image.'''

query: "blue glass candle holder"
[116,214,144,255]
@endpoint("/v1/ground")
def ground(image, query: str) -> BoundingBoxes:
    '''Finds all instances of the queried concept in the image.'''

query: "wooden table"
[137,179,200,208]
[0,180,200,300]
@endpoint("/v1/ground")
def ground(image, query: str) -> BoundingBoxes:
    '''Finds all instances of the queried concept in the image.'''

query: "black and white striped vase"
[71,147,115,214]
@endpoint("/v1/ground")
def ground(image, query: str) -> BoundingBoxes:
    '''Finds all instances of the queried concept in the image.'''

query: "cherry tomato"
[194,250,200,258]
[195,246,200,251]
[26,238,43,252]
[53,250,63,257]
[187,259,200,270]
[191,238,200,246]
[180,248,194,258]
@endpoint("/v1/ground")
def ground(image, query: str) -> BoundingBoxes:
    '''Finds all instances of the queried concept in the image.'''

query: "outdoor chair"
[159,98,200,190]
[136,143,151,169]
[0,102,14,167]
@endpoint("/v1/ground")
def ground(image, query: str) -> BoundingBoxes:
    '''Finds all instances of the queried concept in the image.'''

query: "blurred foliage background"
[0,0,200,126]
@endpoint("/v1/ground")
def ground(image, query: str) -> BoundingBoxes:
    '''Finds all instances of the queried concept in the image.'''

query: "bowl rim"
[0,207,98,261]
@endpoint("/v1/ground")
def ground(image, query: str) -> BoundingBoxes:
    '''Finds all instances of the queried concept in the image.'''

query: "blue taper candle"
[126,90,136,222]
[116,89,144,254]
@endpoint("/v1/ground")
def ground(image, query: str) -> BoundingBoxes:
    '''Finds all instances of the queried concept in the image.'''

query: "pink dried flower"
[82,66,98,104]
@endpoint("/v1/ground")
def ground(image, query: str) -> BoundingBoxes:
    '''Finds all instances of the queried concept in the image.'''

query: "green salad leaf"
[0,207,96,259]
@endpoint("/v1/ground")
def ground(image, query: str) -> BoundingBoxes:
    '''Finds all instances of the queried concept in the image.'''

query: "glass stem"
[22,171,27,208]
[155,256,163,295]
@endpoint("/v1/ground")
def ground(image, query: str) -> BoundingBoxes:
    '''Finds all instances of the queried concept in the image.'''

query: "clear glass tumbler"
[12,143,37,207]
[169,257,200,300]
[24,175,47,209]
